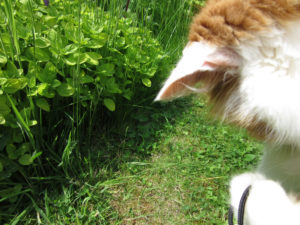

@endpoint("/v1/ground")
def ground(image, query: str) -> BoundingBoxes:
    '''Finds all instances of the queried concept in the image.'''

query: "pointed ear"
[155,42,241,101]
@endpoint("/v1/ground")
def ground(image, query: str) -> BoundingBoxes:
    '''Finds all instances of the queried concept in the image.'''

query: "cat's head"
[156,0,300,145]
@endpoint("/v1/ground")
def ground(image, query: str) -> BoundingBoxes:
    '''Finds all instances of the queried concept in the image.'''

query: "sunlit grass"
[108,97,262,224]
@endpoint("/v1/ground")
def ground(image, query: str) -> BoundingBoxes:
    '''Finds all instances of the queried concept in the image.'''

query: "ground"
[107,96,262,224]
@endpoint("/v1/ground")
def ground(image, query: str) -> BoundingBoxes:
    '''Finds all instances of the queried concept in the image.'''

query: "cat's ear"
[155,42,241,101]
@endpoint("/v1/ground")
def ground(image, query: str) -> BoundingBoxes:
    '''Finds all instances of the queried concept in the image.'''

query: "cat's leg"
[230,173,300,225]
[230,172,265,216]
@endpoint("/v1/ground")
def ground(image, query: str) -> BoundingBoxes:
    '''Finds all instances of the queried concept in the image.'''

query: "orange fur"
[189,0,300,45]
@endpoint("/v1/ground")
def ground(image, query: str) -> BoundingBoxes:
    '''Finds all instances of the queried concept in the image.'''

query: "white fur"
[229,21,300,225]
[230,173,300,225]
[226,21,300,147]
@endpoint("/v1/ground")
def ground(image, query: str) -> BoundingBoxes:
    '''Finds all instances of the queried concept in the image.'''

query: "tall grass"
[128,0,196,55]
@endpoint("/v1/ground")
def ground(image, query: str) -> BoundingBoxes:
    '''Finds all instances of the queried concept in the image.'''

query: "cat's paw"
[245,179,298,225]
[230,174,300,225]
[230,172,265,211]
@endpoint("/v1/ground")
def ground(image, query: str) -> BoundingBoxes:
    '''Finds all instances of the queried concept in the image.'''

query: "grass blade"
[6,94,35,149]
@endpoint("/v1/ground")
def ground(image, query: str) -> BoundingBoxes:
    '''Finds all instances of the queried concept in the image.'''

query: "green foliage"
[0,0,167,221]
[127,0,193,50]
[125,0,205,56]
[0,0,218,224]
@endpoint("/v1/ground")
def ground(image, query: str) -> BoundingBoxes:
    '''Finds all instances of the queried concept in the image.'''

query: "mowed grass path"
[108,96,262,224]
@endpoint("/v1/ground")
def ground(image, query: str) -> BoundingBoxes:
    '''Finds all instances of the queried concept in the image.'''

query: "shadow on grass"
[91,96,194,173]
[17,97,194,224]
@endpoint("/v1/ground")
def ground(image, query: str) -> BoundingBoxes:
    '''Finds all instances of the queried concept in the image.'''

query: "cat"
[155,0,300,224]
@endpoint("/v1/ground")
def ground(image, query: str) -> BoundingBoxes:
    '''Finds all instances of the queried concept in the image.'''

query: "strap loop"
[228,185,252,225]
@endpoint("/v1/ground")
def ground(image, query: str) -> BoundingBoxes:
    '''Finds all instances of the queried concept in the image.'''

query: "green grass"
[105,96,262,224]
[19,97,261,224]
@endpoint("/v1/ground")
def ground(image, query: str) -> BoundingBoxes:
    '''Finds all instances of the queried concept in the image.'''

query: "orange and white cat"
[156,0,300,224]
